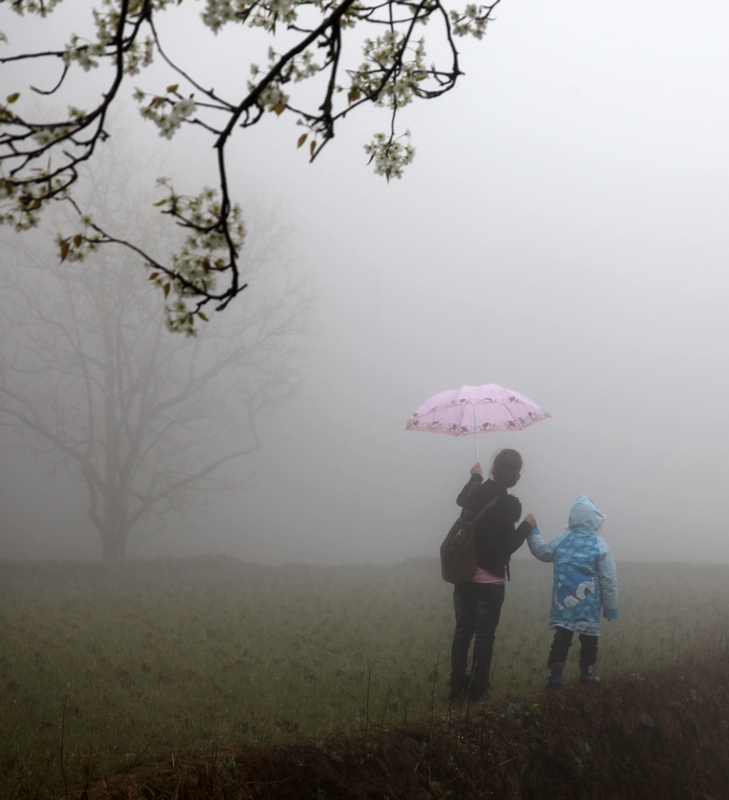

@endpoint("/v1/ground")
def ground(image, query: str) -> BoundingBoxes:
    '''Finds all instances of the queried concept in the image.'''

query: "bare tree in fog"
[0,170,311,559]
[0,0,501,330]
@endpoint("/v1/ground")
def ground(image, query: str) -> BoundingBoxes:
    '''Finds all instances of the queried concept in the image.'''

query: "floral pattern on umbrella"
[406,384,550,436]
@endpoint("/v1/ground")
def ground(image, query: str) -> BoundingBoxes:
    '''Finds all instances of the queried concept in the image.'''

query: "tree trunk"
[101,527,128,560]
[99,499,130,560]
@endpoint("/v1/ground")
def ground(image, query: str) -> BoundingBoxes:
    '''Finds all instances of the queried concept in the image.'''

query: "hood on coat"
[567,495,605,534]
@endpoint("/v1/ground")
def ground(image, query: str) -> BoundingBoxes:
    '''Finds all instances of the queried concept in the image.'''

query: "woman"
[449,448,535,702]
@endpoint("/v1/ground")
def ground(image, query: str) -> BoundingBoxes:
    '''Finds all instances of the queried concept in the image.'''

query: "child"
[525,496,618,688]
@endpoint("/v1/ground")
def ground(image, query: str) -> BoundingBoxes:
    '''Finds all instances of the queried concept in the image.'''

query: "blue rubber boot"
[579,660,601,684]
[545,663,564,689]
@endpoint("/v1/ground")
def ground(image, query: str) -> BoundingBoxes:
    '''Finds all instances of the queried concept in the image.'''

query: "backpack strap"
[472,494,510,580]
[474,494,500,520]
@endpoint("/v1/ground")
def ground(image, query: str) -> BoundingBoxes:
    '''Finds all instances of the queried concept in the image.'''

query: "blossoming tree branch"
[0,0,500,332]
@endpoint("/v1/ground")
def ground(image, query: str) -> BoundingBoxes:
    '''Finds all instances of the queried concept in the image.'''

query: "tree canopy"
[0,0,500,330]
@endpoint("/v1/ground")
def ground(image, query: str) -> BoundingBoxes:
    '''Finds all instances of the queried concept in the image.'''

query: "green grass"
[1,555,728,799]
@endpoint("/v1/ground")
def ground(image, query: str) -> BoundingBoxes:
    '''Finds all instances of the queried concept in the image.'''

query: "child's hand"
[470,462,483,476]
[525,513,537,528]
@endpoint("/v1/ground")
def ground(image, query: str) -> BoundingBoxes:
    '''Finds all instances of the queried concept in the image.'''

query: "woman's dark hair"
[491,448,523,489]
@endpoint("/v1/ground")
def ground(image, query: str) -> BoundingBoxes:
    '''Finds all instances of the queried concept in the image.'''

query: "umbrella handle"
[473,404,479,462]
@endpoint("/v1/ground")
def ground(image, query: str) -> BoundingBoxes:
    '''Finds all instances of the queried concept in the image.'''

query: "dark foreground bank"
[75,652,727,800]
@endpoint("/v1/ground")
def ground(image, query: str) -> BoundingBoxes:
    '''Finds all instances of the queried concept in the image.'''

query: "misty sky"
[2,1,728,565]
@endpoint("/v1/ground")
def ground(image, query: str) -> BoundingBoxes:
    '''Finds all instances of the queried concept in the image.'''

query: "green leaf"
[297,133,308,149]
[166,84,179,94]
[6,93,20,104]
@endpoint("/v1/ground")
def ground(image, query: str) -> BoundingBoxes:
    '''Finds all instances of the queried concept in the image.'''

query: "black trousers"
[451,582,506,691]
[547,625,598,666]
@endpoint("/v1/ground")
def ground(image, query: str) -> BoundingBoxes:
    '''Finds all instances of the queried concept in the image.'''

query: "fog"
[1,1,728,565]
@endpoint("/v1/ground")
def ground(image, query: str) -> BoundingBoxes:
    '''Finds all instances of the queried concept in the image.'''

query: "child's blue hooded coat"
[527,495,618,636]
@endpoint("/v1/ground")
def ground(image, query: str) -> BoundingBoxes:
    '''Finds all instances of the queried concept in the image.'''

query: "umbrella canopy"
[406,384,550,438]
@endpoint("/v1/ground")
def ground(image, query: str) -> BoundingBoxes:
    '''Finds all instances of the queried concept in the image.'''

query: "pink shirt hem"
[471,566,506,585]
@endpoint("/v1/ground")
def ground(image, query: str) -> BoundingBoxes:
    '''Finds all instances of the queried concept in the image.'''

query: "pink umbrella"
[406,384,550,459]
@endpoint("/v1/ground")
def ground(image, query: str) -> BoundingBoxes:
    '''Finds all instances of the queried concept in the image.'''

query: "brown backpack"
[439,495,499,584]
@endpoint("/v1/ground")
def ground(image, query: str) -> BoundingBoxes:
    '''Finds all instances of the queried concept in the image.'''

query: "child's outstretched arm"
[524,514,561,563]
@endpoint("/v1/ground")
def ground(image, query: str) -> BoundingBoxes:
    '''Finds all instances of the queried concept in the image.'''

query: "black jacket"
[456,475,531,579]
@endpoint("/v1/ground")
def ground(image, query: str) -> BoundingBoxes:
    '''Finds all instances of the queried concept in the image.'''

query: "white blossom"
[363,132,415,180]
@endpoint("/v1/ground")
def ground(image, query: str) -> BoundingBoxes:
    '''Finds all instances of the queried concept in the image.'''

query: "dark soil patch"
[76,654,728,800]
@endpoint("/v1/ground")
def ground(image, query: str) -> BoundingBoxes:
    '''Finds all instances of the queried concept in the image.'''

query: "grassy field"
[1,555,728,799]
